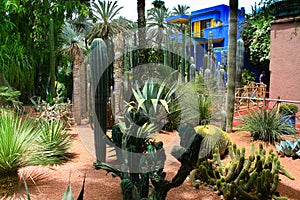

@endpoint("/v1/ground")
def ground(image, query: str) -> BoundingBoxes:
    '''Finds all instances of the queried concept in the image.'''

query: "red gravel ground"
[5,128,300,200]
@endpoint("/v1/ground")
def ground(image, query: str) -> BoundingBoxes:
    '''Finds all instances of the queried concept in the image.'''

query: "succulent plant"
[275,139,300,158]
[194,125,232,158]
[190,143,293,200]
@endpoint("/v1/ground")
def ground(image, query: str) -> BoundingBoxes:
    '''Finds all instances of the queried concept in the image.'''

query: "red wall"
[269,19,300,103]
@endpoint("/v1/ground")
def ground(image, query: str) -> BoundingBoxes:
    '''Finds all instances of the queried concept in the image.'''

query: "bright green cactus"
[194,125,232,158]
[191,143,293,200]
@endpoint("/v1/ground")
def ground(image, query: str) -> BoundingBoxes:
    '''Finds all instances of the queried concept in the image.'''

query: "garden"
[1,0,300,200]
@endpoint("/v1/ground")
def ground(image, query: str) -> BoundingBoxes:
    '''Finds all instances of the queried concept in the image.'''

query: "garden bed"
[8,128,300,200]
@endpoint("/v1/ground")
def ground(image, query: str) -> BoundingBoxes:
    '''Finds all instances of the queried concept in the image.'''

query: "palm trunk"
[114,34,125,119]
[137,0,146,64]
[226,0,238,132]
[72,48,84,125]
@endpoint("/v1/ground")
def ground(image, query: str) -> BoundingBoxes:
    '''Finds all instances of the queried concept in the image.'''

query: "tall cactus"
[236,39,245,88]
[90,38,110,162]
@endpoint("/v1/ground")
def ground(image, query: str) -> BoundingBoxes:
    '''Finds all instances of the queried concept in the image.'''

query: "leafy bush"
[31,94,73,128]
[240,108,296,143]
[279,103,298,115]
[0,86,21,108]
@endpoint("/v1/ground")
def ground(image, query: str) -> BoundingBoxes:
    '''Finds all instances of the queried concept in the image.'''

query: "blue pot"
[282,114,296,134]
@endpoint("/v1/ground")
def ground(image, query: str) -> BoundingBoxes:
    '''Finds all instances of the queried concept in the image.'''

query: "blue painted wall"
[190,4,245,71]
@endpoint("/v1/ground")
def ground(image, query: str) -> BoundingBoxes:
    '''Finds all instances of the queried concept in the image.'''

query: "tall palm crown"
[86,0,126,43]
[172,4,190,15]
[59,22,85,59]
[147,7,175,45]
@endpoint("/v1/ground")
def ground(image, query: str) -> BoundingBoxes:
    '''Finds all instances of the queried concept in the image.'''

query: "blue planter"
[282,114,296,134]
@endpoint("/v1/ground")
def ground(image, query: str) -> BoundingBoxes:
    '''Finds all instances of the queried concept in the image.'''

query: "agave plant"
[132,79,177,129]
[240,108,296,144]
[275,139,300,158]
[31,120,72,165]
[0,109,39,196]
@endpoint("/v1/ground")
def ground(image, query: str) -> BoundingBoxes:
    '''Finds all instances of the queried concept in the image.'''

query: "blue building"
[166,4,245,71]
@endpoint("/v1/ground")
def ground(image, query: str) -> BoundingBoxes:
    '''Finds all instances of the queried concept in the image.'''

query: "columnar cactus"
[90,38,110,162]
[236,39,245,88]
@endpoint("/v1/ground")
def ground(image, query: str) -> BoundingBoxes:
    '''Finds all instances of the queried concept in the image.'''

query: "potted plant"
[279,103,298,129]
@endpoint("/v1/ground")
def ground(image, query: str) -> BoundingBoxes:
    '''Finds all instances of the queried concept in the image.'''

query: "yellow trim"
[211,19,216,27]
[169,18,189,25]
[193,21,201,37]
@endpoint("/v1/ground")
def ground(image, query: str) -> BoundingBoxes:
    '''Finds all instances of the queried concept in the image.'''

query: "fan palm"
[87,0,128,43]
[59,21,85,125]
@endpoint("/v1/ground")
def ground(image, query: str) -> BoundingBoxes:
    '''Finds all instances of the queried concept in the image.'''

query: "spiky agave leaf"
[0,109,39,174]
[29,120,72,165]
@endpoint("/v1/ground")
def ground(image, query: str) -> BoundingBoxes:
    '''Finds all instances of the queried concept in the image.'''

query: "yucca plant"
[0,109,39,196]
[240,108,296,144]
[31,120,72,165]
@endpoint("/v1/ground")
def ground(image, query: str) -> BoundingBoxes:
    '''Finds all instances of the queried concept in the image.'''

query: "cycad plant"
[0,109,39,196]
[240,108,296,144]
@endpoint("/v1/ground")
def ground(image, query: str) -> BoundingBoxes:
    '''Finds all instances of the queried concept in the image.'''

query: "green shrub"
[240,108,296,143]
[31,120,72,165]
[279,103,298,115]
[0,109,39,196]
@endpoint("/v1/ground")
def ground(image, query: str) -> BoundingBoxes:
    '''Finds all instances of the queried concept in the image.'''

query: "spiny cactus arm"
[225,162,238,182]
[150,134,203,200]
[270,173,279,195]
[279,165,295,180]
[245,171,258,192]
[233,182,258,200]
[271,194,288,200]
[120,179,139,200]
[93,162,125,179]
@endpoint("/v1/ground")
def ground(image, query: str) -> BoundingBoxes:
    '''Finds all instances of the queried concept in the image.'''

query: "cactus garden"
[1,0,300,199]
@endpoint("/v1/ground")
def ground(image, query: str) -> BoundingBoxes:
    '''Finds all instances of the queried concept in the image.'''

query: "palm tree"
[226,0,238,133]
[137,0,146,64]
[172,5,190,81]
[172,4,190,15]
[59,22,85,125]
[86,0,124,43]
[147,7,173,60]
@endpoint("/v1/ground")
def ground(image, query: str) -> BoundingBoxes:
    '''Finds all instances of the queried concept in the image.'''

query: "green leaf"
[62,183,75,200]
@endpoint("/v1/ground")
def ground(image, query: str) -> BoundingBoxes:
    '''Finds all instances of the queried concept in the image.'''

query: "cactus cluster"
[190,143,294,200]
[95,123,204,200]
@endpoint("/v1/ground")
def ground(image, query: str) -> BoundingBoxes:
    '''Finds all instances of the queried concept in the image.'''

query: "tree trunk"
[137,0,146,64]
[49,18,56,98]
[114,33,125,120]
[72,47,84,125]
[226,0,238,133]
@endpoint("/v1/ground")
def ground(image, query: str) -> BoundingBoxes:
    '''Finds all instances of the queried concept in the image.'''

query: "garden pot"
[282,114,296,134]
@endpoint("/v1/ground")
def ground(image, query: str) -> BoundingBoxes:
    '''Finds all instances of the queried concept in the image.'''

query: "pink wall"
[269,19,300,102]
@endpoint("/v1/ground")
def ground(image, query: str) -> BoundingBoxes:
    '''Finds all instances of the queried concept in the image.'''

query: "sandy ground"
[4,128,300,200]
